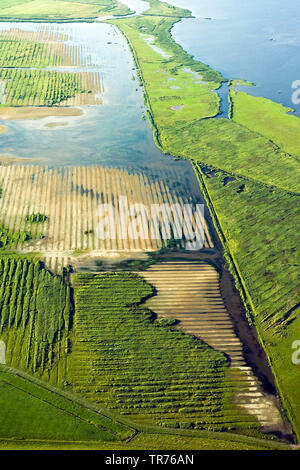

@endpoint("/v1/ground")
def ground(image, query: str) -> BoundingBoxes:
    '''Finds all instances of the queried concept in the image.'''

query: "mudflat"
[0,106,83,120]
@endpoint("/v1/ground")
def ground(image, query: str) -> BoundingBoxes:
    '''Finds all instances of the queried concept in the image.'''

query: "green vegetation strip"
[0,368,128,441]
[112,15,300,440]
[0,260,289,449]
[0,0,132,20]
[0,257,72,380]
[230,87,300,161]
[144,0,192,18]
[69,272,259,433]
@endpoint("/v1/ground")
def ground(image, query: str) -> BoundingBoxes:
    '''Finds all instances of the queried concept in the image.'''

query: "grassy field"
[144,0,192,18]
[0,367,131,441]
[139,261,285,427]
[113,15,300,440]
[0,164,214,267]
[0,0,131,20]
[0,256,73,383]
[115,16,300,193]
[230,87,300,160]
[0,261,290,449]
[0,358,288,450]
[69,272,260,432]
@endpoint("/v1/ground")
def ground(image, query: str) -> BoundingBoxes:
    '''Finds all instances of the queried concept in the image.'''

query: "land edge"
[192,164,298,441]
[0,357,290,449]
[0,10,192,24]
[109,18,299,443]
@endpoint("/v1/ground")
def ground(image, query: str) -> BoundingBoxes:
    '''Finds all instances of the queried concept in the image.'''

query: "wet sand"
[0,106,83,120]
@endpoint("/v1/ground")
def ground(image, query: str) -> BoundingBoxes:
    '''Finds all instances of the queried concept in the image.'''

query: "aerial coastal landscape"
[0,0,299,453]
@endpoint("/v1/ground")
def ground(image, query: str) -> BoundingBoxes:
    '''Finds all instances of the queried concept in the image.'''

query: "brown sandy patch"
[0,106,83,120]
[0,125,6,134]
[45,121,68,128]
[0,155,41,163]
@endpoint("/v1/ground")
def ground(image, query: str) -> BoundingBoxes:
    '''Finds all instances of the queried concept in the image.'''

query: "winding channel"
[165,0,300,116]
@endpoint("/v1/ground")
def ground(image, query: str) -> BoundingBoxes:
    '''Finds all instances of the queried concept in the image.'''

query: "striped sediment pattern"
[70,272,260,432]
[139,261,284,428]
[0,25,103,106]
[0,165,213,270]
[0,25,97,68]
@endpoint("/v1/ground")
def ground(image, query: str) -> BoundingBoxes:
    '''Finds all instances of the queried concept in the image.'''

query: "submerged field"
[0,27,102,108]
[143,0,191,18]
[0,164,213,271]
